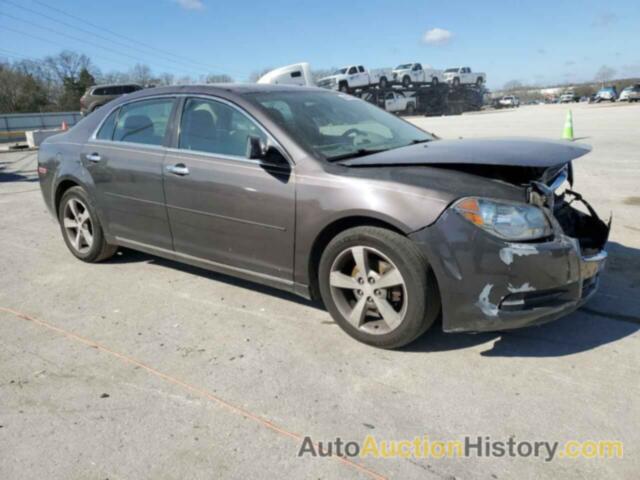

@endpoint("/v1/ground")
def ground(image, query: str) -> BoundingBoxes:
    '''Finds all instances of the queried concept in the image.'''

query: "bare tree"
[503,80,524,92]
[594,65,616,86]
[129,64,154,86]
[249,67,274,83]
[44,50,93,83]
[203,73,234,84]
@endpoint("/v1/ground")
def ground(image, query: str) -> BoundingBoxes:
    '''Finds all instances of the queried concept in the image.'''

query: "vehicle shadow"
[107,248,323,310]
[108,241,640,358]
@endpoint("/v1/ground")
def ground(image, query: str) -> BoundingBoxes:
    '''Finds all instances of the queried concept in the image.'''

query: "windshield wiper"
[327,148,389,162]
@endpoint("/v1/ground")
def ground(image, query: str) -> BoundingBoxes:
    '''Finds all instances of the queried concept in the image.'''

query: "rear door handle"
[166,163,190,176]
[85,153,101,163]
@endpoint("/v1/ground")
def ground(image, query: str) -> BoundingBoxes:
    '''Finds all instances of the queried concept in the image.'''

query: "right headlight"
[453,197,552,241]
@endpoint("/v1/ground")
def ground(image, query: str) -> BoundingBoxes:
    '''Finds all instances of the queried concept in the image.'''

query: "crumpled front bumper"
[410,209,607,333]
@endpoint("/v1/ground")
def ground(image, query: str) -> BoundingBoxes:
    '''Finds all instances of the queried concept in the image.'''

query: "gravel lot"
[1,102,638,479]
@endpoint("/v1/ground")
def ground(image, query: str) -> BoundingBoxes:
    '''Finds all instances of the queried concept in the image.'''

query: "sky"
[1,0,639,89]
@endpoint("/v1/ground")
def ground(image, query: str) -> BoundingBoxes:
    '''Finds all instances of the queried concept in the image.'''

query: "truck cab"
[392,63,443,87]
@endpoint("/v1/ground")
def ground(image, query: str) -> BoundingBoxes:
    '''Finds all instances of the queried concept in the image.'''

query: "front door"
[162,97,295,282]
[82,97,176,249]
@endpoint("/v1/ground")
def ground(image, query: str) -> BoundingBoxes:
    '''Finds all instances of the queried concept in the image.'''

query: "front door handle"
[166,163,190,176]
[85,153,101,163]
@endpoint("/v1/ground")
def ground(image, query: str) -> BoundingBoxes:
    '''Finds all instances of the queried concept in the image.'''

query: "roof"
[131,83,325,98]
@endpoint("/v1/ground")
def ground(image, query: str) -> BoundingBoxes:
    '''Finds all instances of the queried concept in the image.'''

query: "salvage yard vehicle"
[392,63,444,87]
[594,86,617,102]
[498,95,520,107]
[80,83,143,115]
[443,67,486,87]
[619,85,640,102]
[257,62,314,87]
[316,65,392,92]
[364,90,417,114]
[38,84,609,349]
[559,91,578,103]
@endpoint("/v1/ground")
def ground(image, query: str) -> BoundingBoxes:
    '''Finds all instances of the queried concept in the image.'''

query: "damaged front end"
[410,160,610,333]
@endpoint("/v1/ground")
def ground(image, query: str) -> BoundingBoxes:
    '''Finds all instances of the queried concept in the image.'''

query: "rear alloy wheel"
[319,226,439,348]
[58,186,117,262]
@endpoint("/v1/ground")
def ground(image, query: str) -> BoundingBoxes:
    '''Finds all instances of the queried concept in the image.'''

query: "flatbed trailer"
[350,83,485,116]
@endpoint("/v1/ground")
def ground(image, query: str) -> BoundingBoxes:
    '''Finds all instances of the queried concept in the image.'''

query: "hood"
[340,138,591,169]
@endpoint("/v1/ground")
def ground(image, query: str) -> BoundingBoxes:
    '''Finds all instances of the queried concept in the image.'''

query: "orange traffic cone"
[61,120,68,131]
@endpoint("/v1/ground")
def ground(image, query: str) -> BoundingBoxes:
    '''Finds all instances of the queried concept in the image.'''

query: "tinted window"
[93,87,106,95]
[348,67,357,74]
[358,66,365,73]
[290,71,302,78]
[249,91,433,161]
[96,108,119,140]
[112,98,174,146]
[121,85,139,94]
[179,98,267,157]
[104,86,120,95]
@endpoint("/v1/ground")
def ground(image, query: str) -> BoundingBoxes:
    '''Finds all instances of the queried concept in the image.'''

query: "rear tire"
[379,77,388,89]
[58,186,117,263]
[476,77,483,86]
[406,103,415,115]
[318,226,439,349]
[431,77,439,86]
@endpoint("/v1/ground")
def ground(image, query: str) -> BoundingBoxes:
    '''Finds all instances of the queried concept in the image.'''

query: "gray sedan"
[37,85,609,348]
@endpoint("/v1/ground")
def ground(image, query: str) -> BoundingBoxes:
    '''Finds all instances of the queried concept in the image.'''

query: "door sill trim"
[115,236,294,287]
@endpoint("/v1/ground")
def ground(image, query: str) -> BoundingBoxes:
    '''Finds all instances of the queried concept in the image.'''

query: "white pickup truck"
[316,65,392,92]
[363,90,417,114]
[391,63,444,87]
[443,67,486,87]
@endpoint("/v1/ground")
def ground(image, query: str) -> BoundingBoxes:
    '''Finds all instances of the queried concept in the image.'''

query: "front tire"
[379,77,388,89]
[318,226,439,349]
[402,76,411,88]
[58,186,117,262]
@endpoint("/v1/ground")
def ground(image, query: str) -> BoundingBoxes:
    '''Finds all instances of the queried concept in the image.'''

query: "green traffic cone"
[563,110,574,140]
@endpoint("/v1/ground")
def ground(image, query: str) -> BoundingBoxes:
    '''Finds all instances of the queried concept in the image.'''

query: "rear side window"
[93,87,106,95]
[179,97,266,157]
[290,71,302,78]
[121,85,139,94]
[358,66,365,73]
[96,108,119,140]
[112,98,174,146]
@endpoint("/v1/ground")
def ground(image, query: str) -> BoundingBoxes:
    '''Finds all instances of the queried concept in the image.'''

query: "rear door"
[82,97,176,249]
[162,96,295,282]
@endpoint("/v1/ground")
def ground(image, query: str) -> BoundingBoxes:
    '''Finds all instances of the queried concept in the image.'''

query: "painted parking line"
[0,306,388,480]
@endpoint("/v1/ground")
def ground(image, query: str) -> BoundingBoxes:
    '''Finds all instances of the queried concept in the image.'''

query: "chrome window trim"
[89,92,293,166]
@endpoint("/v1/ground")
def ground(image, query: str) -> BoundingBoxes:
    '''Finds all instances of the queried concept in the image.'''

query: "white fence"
[0,112,82,144]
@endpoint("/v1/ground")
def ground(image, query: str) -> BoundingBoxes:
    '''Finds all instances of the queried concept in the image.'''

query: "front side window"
[112,98,174,146]
[248,91,433,161]
[179,98,267,157]
[348,67,357,75]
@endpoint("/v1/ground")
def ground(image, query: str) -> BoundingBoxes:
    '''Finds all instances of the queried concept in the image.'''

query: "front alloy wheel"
[319,226,439,348]
[329,246,408,335]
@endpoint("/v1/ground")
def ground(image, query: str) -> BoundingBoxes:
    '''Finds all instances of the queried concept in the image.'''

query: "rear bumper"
[410,210,607,333]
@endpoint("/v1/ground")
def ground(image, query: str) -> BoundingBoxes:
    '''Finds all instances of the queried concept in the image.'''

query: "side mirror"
[246,135,267,159]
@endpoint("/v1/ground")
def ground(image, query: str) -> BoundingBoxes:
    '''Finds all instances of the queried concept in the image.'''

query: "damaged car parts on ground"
[37,85,609,348]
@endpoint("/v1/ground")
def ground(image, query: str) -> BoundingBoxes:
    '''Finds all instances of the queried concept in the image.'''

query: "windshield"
[334,68,348,75]
[247,90,433,161]
[444,68,458,73]
[395,64,412,70]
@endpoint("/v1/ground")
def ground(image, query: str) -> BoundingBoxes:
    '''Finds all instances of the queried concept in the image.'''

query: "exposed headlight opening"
[453,197,552,241]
